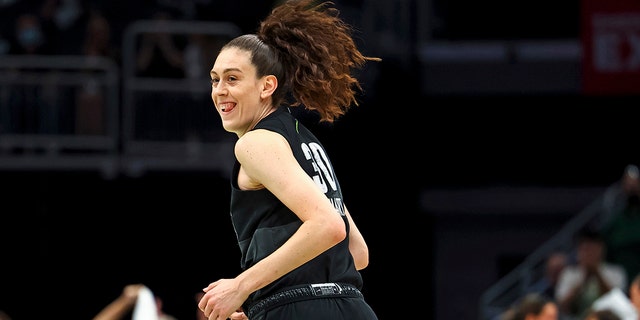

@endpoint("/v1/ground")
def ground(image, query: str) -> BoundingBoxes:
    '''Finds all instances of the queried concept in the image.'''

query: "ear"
[261,75,277,99]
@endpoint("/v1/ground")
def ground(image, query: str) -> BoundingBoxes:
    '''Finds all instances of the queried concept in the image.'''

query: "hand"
[198,279,249,320]
[122,284,145,302]
[229,311,248,320]
[584,263,600,278]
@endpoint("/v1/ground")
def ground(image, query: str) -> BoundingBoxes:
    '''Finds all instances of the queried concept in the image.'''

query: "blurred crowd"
[500,164,640,320]
[0,0,279,58]
[0,0,284,139]
[0,0,371,140]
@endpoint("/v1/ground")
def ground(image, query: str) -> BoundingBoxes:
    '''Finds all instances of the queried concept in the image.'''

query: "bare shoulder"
[235,129,291,164]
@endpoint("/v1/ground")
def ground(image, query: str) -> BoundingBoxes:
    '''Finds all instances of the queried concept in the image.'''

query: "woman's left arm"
[344,205,370,270]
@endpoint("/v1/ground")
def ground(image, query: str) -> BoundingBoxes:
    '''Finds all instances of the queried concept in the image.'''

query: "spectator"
[75,10,115,135]
[5,13,58,134]
[133,6,188,141]
[584,309,622,320]
[593,164,640,230]
[589,286,638,320]
[527,251,568,300]
[631,273,640,319]
[39,0,90,55]
[502,293,559,320]
[81,10,116,59]
[555,228,628,320]
[600,165,640,288]
[93,283,178,320]
[10,12,50,55]
[135,7,185,79]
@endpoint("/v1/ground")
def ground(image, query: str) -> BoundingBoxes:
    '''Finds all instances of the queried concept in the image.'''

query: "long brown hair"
[221,0,380,123]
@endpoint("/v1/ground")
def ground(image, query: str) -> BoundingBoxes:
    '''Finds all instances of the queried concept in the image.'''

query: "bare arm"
[344,205,369,270]
[235,129,347,290]
[93,284,143,320]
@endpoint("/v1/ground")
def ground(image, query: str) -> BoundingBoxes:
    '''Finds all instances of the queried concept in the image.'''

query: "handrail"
[0,55,118,71]
[478,190,609,320]
[0,55,120,151]
[119,20,242,176]
[121,19,241,79]
[121,20,241,145]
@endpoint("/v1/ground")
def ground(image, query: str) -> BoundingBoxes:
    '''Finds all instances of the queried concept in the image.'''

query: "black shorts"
[245,283,378,320]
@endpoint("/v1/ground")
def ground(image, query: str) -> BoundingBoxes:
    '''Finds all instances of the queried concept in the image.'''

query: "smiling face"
[209,47,278,137]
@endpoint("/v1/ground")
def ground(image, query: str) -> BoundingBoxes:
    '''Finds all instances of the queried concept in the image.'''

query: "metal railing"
[0,55,120,174]
[478,190,609,320]
[0,20,244,177]
[120,20,242,176]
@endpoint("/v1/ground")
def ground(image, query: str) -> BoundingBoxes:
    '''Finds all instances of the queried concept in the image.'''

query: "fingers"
[205,310,231,320]
[202,280,219,292]
[229,311,248,320]
[197,295,207,313]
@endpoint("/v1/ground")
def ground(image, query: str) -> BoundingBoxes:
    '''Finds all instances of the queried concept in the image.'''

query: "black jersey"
[230,107,363,307]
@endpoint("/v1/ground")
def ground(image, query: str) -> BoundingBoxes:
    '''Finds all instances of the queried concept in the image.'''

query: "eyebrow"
[210,67,242,77]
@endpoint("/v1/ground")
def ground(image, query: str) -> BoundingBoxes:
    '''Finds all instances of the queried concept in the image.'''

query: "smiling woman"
[198,1,381,319]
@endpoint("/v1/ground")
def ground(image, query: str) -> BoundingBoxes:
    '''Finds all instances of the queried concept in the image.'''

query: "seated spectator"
[135,7,185,79]
[631,273,640,319]
[590,286,638,320]
[93,283,177,320]
[75,11,115,135]
[501,292,559,320]
[594,165,640,230]
[527,251,568,300]
[601,165,640,288]
[10,12,51,55]
[584,309,622,320]
[555,228,628,320]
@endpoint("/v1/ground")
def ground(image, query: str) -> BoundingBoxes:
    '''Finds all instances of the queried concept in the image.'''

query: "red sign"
[582,0,640,94]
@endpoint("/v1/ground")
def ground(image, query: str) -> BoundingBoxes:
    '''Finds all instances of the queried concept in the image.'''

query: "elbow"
[314,216,348,248]
[349,230,369,270]
[352,244,369,270]
[354,256,369,271]
[328,220,348,245]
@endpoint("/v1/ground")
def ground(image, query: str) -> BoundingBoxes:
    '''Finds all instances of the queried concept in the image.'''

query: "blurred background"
[1,0,639,320]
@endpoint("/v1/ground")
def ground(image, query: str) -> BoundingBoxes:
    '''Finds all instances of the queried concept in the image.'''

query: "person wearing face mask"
[5,12,54,135]
[11,13,48,55]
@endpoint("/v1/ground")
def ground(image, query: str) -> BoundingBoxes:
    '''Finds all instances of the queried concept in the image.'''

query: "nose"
[212,81,227,95]
[211,82,228,103]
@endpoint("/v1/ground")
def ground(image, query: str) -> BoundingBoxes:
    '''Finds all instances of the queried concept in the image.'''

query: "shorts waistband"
[246,282,363,318]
